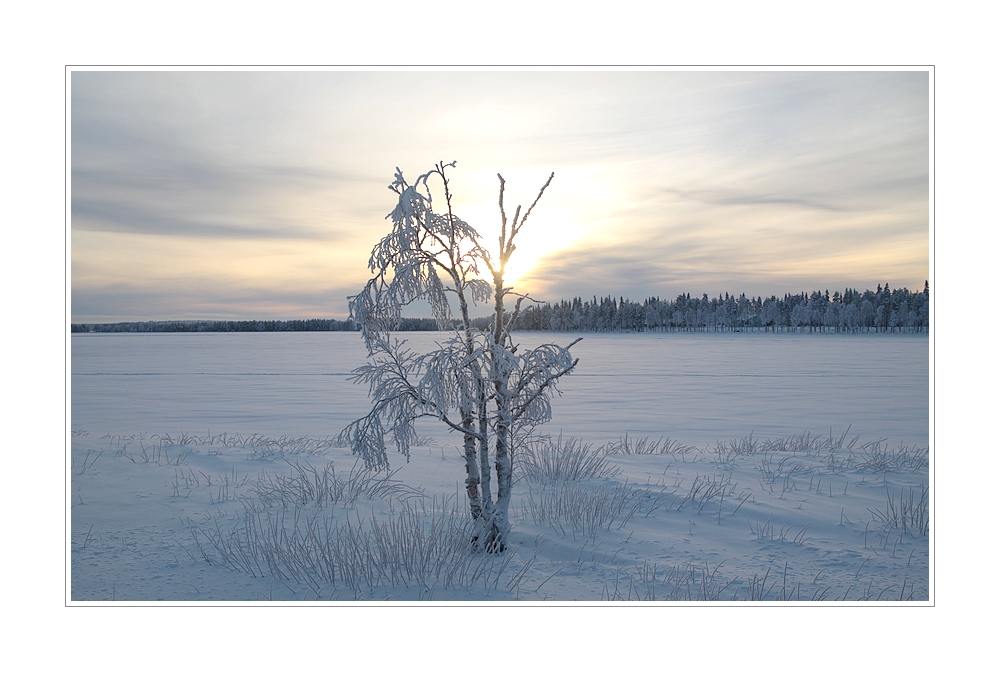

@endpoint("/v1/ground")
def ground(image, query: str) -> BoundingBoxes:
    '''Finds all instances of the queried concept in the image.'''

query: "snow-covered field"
[70,331,929,603]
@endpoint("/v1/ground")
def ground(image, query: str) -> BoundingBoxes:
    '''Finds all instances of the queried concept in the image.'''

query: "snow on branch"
[342,163,572,551]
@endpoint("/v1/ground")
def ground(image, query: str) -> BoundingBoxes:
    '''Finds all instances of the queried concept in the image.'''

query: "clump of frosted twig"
[170,466,251,501]
[601,560,738,601]
[195,498,528,595]
[101,431,339,460]
[517,435,621,483]
[101,432,151,441]
[765,429,856,454]
[855,440,928,473]
[675,472,744,514]
[247,460,422,510]
[747,517,812,545]
[520,481,655,536]
[603,434,694,455]
[868,484,929,536]
[139,440,189,465]
[714,433,763,463]
[716,429,858,464]
[100,433,189,465]
[157,432,341,458]
[73,449,104,475]
[600,558,898,601]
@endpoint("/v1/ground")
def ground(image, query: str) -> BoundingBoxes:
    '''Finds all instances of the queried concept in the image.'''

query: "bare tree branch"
[343,163,572,552]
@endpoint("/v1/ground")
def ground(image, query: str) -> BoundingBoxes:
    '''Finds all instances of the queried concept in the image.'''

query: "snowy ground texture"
[70,429,928,602]
[70,332,929,603]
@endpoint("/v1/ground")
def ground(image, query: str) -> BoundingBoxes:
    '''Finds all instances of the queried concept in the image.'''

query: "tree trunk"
[490,415,513,552]
[486,265,512,551]
[478,400,493,511]
[462,416,481,522]
[473,398,496,550]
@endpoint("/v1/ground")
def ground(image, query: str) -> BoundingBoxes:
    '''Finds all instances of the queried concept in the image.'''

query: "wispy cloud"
[660,187,850,213]
[71,70,929,321]
[72,196,331,240]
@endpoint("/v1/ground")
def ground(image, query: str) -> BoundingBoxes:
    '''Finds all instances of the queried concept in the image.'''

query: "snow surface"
[70,331,929,603]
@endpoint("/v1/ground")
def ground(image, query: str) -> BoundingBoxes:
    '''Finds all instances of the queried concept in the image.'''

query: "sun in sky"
[71,69,929,322]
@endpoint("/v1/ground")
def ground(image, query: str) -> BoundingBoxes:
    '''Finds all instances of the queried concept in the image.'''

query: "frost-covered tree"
[340,161,579,551]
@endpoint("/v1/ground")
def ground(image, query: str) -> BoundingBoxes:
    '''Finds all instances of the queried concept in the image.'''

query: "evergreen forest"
[511,283,929,333]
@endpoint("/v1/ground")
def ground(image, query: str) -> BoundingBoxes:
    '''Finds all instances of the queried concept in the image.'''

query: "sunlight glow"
[71,70,929,321]
[499,209,584,289]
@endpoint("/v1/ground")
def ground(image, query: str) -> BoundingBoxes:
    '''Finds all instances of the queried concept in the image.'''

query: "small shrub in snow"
[519,480,653,536]
[867,483,929,537]
[603,434,694,455]
[517,435,621,482]
[600,560,736,602]
[195,498,529,596]
[855,440,929,473]
[717,429,860,464]
[161,431,340,457]
[247,460,421,509]
[674,472,750,521]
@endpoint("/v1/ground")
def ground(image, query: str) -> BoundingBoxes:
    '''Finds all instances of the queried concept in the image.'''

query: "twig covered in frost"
[341,162,578,552]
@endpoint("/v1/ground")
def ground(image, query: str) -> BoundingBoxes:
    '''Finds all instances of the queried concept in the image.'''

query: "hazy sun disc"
[494,209,585,291]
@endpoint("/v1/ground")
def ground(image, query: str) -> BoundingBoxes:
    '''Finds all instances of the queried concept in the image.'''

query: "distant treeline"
[513,283,930,333]
[71,318,357,333]
[72,283,929,334]
[71,317,451,333]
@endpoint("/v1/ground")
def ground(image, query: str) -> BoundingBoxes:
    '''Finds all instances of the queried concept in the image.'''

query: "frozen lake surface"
[72,331,929,449]
[71,330,930,602]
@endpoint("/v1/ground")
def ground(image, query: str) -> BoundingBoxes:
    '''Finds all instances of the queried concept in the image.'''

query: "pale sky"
[71,69,929,322]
